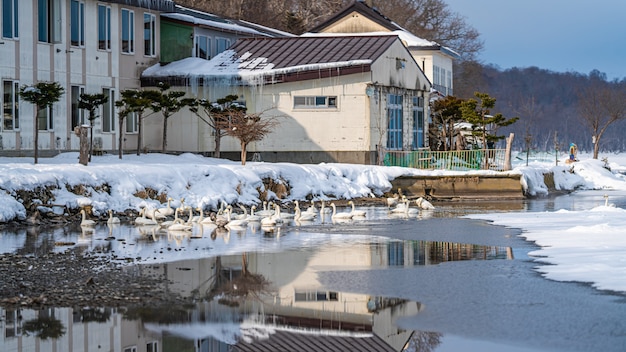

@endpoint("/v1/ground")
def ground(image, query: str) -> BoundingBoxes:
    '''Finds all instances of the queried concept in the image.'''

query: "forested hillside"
[175,0,626,153]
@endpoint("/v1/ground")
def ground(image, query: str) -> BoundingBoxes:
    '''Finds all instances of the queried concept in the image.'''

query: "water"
[1,193,625,352]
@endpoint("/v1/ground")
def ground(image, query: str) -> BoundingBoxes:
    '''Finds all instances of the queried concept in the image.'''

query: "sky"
[0,150,626,297]
[444,0,626,81]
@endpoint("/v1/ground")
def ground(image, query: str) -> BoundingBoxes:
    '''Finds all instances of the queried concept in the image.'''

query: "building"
[142,34,431,164]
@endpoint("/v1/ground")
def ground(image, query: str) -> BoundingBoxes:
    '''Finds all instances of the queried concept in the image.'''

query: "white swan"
[320,200,332,214]
[294,206,317,222]
[107,210,120,224]
[80,209,96,227]
[246,205,262,222]
[330,203,353,220]
[349,200,366,217]
[389,196,409,213]
[134,209,159,226]
[415,197,435,210]
[157,197,175,217]
[305,200,317,214]
[225,207,248,228]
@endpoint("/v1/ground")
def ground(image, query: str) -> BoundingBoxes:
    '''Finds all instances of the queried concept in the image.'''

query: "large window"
[387,94,403,150]
[143,13,155,56]
[121,8,134,54]
[71,86,85,129]
[293,96,337,109]
[2,80,19,131]
[216,37,231,55]
[195,35,211,59]
[294,290,338,302]
[102,88,115,133]
[70,0,84,47]
[412,96,424,149]
[2,0,18,39]
[126,111,138,133]
[97,4,111,50]
[38,0,61,43]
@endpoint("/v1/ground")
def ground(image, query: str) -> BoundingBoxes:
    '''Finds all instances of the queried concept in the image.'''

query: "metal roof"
[229,35,398,70]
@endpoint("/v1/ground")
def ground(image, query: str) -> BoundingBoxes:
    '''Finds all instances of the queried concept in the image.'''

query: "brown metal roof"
[229,35,398,71]
[233,329,397,352]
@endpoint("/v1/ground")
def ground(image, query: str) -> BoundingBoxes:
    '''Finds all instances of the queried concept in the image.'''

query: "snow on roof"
[161,13,265,36]
[301,30,435,48]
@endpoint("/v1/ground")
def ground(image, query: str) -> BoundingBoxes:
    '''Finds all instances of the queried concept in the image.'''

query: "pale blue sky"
[444,0,626,81]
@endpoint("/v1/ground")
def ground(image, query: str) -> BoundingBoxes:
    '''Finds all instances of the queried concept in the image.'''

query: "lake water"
[1,193,625,352]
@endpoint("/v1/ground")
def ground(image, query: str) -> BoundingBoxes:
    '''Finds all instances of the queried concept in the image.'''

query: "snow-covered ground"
[1,150,626,295]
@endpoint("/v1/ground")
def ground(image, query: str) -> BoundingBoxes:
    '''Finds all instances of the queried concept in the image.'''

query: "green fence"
[381,149,506,171]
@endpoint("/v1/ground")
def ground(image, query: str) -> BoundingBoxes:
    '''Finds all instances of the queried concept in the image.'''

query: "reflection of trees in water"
[74,307,112,323]
[404,330,443,352]
[204,253,273,307]
[22,315,66,340]
[122,304,190,324]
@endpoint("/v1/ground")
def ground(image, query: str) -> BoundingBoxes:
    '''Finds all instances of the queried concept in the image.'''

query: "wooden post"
[504,132,514,171]
[74,126,89,166]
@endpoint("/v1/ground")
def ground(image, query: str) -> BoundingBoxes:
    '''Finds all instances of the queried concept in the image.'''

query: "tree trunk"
[118,118,124,159]
[136,114,142,156]
[34,107,39,164]
[75,126,89,166]
[89,120,94,162]
[504,133,514,171]
[240,142,247,165]
[593,141,599,159]
[162,115,168,152]
[214,131,221,158]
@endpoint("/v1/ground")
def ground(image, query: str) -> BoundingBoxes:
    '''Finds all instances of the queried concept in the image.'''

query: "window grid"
[216,37,231,55]
[71,86,85,129]
[126,111,138,133]
[293,96,337,109]
[37,106,53,131]
[412,96,424,149]
[102,88,115,133]
[195,35,211,59]
[386,94,403,150]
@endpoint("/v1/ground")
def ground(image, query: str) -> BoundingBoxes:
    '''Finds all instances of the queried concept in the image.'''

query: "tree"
[430,95,464,151]
[19,82,65,164]
[150,82,191,152]
[215,103,279,165]
[78,93,108,161]
[115,89,160,156]
[577,76,626,159]
[189,94,245,158]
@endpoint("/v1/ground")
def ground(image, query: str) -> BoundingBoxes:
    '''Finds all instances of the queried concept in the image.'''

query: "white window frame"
[70,0,85,47]
[2,0,19,39]
[126,111,138,134]
[412,96,424,150]
[194,35,211,59]
[216,37,231,55]
[293,96,337,109]
[97,4,111,51]
[386,94,403,150]
[101,88,115,133]
[143,12,156,57]
[71,85,85,129]
[38,105,54,131]
[121,8,135,54]
[146,341,158,352]
[38,0,61,43]
[2,80,20,131]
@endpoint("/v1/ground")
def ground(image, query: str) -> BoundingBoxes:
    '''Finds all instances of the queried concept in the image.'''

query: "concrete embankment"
[390,174,526,200]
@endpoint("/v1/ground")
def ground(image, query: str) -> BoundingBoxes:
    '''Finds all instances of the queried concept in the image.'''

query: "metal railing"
[381,148,507,171]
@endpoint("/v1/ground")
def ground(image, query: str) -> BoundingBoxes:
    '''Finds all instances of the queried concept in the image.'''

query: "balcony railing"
[380,148,507,171]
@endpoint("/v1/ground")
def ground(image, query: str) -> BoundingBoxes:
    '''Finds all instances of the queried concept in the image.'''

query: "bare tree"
[577,76,626,159]
[78,93,108,161]
[217,109,280,165]
[189,94,245,158]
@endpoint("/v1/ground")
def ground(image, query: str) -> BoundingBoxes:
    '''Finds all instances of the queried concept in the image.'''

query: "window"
[294,290,339,302]
[123,347,137,352]
[97,4,111,50]
[102,88,115,133]
[194,35,211,59]
[121,9,134,54]
[146,341,158,352]
[38,0,61,43]
[126,111,138,133]
[71,86,85,129]
[143,13,155,56]
[2,0,18,39]
[388,242,404,266]
[70,0,84,47]
[2,80,19,131]
[387,94,403,150]
[412,96,424,149]
[293,96,337,109]
[37,106,53,131]
[216,37,231,55]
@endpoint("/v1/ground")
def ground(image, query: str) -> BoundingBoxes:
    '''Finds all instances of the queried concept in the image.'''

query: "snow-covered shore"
[0,151,624,223]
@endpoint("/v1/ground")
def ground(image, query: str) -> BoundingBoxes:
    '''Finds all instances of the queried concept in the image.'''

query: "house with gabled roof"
[309,0,459,97]
[141,34,431,164]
